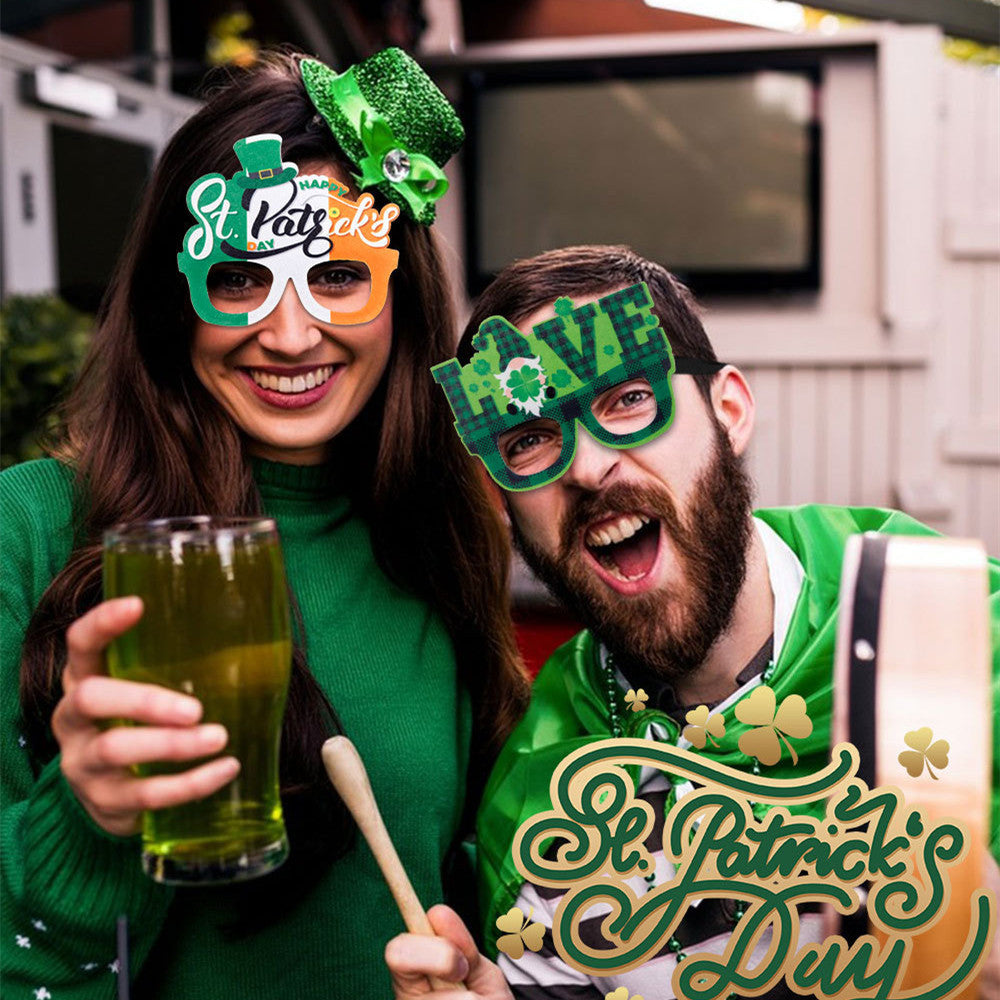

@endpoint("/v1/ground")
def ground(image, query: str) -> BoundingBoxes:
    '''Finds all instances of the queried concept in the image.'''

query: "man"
[385,246,1000,999]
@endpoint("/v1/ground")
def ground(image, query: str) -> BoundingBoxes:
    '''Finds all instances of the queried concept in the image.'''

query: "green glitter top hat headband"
[301,48,464,226]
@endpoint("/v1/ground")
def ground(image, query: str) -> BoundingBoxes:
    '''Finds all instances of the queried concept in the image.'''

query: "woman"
[1,49,526,999]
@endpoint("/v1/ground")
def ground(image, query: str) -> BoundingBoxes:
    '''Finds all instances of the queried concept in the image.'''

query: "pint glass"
[103,516,292,884]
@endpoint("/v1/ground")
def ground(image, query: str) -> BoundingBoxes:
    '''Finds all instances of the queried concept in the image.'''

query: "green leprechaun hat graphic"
[232,133,298,188]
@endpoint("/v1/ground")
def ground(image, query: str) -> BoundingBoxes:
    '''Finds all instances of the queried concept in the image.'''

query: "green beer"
[103,517,292,884]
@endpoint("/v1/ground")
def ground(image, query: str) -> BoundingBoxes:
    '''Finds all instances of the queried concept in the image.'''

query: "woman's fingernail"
[176,699,202,723]
[199,724,228,747]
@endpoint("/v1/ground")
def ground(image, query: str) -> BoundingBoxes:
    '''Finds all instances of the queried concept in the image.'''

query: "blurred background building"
[1,1,998,662]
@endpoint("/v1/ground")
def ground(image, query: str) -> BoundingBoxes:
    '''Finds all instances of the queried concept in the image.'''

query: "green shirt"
[2,457,472,999]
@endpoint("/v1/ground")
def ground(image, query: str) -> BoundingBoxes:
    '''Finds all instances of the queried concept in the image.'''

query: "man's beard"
[512,420,755,680]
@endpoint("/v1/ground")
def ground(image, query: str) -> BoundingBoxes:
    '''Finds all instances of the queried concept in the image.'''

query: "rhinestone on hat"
[382,149,411,182]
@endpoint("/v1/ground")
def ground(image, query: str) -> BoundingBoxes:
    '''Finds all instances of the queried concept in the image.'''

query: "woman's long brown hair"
[18,52,528,908]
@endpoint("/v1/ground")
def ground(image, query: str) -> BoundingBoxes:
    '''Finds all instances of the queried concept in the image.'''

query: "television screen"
[466,64,820,295]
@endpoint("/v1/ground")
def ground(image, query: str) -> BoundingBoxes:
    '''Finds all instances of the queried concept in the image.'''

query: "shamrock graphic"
[507,366,542,403]
[603,344,616,356]
[496,358,548,416]
[735,687,812,766]
[473,358,491,375]
[898,727,950,780]
[551,369,572,388]
[683,705,726,749]
[624,688,648,713]
[496,906,545,960]
[606,989,644,1000]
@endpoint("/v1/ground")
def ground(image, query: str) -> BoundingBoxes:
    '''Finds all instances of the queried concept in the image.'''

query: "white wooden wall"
[735,46,1000,556]
[938,59,1000,555]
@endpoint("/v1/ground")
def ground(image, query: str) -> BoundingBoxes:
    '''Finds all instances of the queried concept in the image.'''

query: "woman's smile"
[239,363,343,409]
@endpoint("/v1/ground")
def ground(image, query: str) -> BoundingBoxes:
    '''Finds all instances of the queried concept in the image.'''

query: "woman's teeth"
[585,513,650,549]
[249,365,335,394]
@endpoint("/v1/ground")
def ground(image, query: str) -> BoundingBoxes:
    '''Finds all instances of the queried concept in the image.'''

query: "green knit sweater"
[1,457,471,999]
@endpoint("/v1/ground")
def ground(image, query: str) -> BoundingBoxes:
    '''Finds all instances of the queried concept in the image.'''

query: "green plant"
[1,294,93,470]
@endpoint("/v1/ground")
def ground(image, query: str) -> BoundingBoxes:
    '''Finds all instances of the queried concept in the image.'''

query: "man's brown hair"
[458,245,720,401]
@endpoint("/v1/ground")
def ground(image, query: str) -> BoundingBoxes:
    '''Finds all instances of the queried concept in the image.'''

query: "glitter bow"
[354,109,449,218]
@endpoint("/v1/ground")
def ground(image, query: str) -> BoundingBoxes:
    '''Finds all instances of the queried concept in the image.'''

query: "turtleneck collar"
[251,456,342,498]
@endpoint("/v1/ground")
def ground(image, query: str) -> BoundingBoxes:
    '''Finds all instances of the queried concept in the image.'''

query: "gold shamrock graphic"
[682,705,726,749]
[496,906,545,960]
[898,727,950,780]
[624,688,648,713]
[735,687,812,766]
[606,990,644,1000]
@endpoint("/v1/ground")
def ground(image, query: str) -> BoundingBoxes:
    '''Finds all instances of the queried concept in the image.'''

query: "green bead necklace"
[601,651,776,961]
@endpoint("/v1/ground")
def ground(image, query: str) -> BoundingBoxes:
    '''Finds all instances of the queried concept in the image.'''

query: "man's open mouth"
[583,512,662,585]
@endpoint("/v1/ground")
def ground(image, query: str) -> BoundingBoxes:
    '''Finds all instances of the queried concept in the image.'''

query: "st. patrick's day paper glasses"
[178,133,399,328]
[432,282,725,491]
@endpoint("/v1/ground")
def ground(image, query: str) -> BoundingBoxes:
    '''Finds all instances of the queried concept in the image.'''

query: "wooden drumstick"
[321,736,465,991]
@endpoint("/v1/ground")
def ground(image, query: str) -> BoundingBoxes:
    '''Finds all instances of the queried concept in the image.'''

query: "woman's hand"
[386,905,514,1000]
[51,596,241,837]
